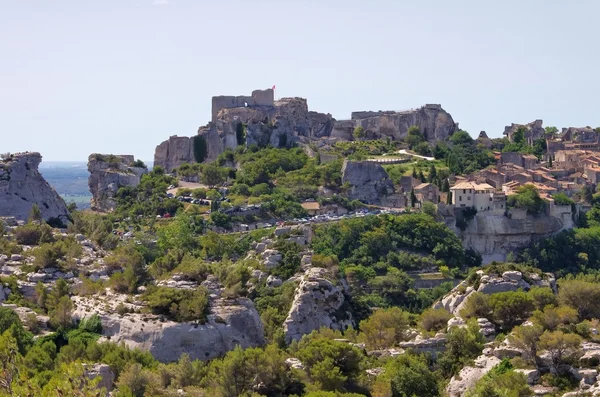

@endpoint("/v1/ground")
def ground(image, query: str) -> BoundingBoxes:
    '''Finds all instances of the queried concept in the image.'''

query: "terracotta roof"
[414,183,434,190]
[451,181,494,191]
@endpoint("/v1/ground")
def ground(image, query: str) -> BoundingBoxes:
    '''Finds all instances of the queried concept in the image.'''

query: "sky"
[1,0,599,162]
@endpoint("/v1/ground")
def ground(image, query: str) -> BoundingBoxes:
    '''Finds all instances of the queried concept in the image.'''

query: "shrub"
[14,223,54,245]
[419,308,452,332]
[142,286,209,322]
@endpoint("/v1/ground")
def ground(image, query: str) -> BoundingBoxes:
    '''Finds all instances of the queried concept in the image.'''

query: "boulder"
[10,254,22,262]
[283,267,353,342]
[84,363,115,395]
[266,275,282,288]
[0,284,10,302]
[515,369,539,385]
[0,152,69,223]
[447,317,466,329]
[88,154,148,212]
[341,160,394,204]
[446,355,501,397]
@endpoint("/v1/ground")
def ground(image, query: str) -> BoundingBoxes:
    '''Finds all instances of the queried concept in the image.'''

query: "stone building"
[450,181,495,211]
[414,183,440,203]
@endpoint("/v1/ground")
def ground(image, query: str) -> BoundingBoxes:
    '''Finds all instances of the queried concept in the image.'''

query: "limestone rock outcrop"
[84,363,115,395]
[0,152,69,223]
[88,154,147,212]
[283,267,353,343]
[434,270,557,316]
[460,212,564,264]
[153,136,195,172]
[446,354,501,396]
[341,160,394,204]
[350,104,458,142]
[73,295,265,362]
[153,89,458,170]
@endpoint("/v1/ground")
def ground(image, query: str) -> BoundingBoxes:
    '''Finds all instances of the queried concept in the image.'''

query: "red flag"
[272,85,276,90]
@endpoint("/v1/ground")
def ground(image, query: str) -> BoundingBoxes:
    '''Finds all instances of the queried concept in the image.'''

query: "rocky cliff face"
[460,212,564,264]
[341,160,394,204]
[153,92,457,170]
[154,98,334,170]
[350,104,458,142]
[283,267,354,343]
[87,154,147,212]
[73,295,265,362]
[0,152,69,223]
[153,136,195,172]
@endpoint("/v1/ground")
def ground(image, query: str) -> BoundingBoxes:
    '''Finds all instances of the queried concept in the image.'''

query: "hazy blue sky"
[1,0,599,161]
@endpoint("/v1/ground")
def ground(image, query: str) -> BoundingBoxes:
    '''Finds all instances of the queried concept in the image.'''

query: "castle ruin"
[211,88,275,122]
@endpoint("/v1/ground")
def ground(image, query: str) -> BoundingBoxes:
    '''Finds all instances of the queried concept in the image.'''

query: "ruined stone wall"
[211,88,274,121]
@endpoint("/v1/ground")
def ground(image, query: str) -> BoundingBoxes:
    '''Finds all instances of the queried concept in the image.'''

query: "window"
[463,189,466,194]
[459,196,462,201]
[489,197,493,201]
[467,196,471,200]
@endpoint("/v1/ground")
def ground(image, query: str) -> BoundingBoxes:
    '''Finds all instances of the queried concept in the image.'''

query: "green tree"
[29,204,42,223]
[509,324,543,370]
[538,330,582,374]
[428,164,437,182]
[436,321,485,378]
[406,126,424,149]
[488,290,535,331]
[202,163,227,188]
[388,354,440,397]
[358,307,409,350]
[442,178,450,193]
[49,295,74,330]
[410,188,417,208]
[353,126,366,141]
[506,184,545,214]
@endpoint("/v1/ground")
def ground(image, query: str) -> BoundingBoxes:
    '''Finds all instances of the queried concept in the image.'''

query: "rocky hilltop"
[153,88,458,171]
[0,152,69,223]
[350,103,458,142]
[87,154,147,212]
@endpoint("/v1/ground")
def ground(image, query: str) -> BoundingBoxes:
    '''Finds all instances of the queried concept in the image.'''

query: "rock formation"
[503,119,545,146]
[153,136,195,173]
[283,267,354,343]
[350,104,458,142]
[88,154,147,212]
[153,89,458,170]
[459,212,564,264]
[73,295,265,362]
[435,270,556,316]
[446,354,501,396]
[341,160,394,204]
[83,363,115,395]
[0,152,69,223]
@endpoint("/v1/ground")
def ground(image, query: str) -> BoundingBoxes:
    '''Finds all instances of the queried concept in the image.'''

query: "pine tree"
[418,170,426,183]
[410,188,417,208]
[442,179,450,193]
[549,156,553,168]
[447,191,453,204]
[428,164,437,182]
[412,167,418,179]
